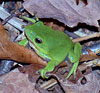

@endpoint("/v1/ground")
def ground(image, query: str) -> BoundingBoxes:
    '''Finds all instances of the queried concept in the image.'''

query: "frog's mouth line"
[28,39,50,62]
[25,34,39,52]
[28,41,38,51]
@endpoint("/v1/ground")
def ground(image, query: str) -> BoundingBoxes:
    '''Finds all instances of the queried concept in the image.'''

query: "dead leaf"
[60,72,100,93]
[43,20,65,31]
[0,69,37,93]
[23,0,100,27]
[18,64,45,82]
[0,21,47,66]
[80,53,98,62]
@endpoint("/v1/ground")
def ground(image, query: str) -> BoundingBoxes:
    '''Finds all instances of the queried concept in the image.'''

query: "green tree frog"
[18,16,82,79]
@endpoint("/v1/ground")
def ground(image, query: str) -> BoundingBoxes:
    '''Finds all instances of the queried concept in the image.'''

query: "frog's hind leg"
[66,61,79,79]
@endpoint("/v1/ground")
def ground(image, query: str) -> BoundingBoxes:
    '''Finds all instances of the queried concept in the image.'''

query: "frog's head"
[25,21,56,53]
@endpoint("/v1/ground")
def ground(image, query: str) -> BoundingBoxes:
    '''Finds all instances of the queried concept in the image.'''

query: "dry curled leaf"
[61,72,100,93]
[80,53,99,62]
[23,0,100,27]
[18,64,45,82]
[43,21,65,31]
[0,69,35,93]
[0,22,47,66]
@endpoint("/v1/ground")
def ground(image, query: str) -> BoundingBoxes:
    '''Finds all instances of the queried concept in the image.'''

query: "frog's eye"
[35,38,42,43]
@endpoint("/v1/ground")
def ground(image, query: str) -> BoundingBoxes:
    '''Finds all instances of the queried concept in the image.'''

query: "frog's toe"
[66,62,79,79]
[66,66,75,79]
[40,69,48,79]
[73,62,79,79]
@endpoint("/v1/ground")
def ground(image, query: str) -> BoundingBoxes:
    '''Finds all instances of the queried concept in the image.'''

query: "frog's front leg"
[17,38,28,46]
[66,43,82,79]
[40,60,56,78]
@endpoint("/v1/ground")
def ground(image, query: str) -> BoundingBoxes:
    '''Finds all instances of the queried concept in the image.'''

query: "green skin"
[18,17,82,79]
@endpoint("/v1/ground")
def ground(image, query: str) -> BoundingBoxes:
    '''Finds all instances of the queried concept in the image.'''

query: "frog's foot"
[40,63,55,79]
[40,69,48,79]
[66,61,79,79]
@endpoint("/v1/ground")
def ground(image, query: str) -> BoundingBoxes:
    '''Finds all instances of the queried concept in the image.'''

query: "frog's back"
[47,29,74,61]
[40,23,74,61]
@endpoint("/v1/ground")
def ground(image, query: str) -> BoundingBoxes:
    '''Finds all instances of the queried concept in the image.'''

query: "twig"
[78,58,100,71]
[2,7,24,25]
[0,6,26,32]
[40,78,57,89]
[73,32,100,42]
[64,30,80,39]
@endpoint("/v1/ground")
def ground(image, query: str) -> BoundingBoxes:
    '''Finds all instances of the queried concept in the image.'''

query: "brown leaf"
[23,0,100,27]
[43,21,65,31]
[18,64,45,82]
[0,70,36,93]
[80,53,98,62]
[61,72,100,93]
[0,21,47,66]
